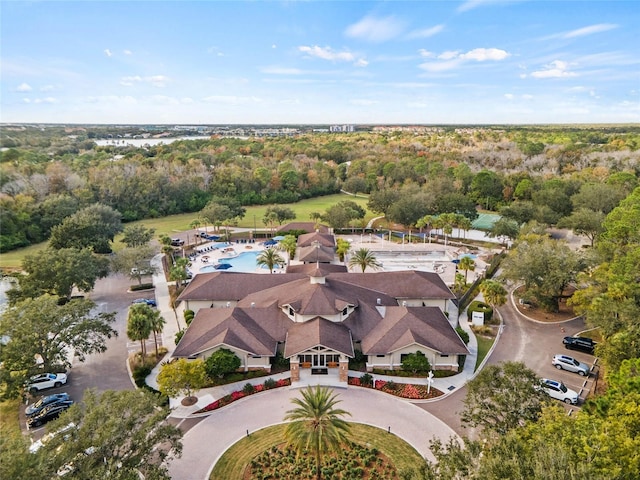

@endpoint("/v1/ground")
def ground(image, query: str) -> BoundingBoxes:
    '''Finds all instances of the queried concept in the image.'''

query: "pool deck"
[185,231,492,285]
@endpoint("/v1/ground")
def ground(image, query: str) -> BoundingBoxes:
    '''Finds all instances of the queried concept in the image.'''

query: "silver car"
[552,354,590,376]
[541,378,579,404]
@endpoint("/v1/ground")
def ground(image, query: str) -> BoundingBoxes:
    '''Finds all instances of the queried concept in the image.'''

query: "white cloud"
[120,75,170,87]
[354,58,369,67]
[563,23,618,38]
[151,95,179,105]
[33,97,58,104]
[272,44,277,49]
[420,47,510,72]
[299,45,355,62]
[344,15,406,43]
[522,94,533,100]
[104,49,113,57]
[17,82,32,92]
[23,98,31,103]
[458,0,507,13]
[407,24,444,39]
[460,48,510,61]
[418,49,434,58]
[40,85,55,92]
[529,60,577,79]
[504,93,514,100]
[438,51,460,60]
[123,49,133,55]
[207,46,225,56]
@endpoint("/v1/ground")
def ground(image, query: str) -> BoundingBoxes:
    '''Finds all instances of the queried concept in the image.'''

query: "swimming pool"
[196,242,231,253]
[458,253,478,260]
[199,251,273,273]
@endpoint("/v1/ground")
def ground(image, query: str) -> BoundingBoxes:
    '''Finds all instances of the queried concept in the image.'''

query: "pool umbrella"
[214,263,233,270]
[272,235,286,241]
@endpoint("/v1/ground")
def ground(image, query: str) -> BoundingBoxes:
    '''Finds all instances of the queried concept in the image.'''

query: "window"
[400,354,409,362]
[376,354,386,358]
[441,354,449,358]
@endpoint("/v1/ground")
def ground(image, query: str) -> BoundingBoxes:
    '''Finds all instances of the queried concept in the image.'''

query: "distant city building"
[329,124,355,133]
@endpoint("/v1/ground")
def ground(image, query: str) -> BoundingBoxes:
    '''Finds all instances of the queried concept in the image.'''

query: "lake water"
[94,136,212,147]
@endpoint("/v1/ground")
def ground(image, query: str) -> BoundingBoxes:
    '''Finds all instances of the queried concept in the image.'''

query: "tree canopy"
[0,295,117,398]
[49,203,123,253]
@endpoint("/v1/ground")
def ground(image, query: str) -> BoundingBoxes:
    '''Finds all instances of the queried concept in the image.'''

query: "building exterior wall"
[365,344,459,372]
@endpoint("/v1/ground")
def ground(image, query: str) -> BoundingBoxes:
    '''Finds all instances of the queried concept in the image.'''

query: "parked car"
[132,298,157,307]
[26,373,68,394]
[171,238,185,246]
[25,393,71,416]
[541,378,579,404]
[26,401,73,428]
[552,354,590,376]
[563,336,596,354]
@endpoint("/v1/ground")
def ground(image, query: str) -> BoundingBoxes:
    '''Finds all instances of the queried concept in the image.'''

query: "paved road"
[168,386,459,480]
[24,274,142,438]
[418,289,595,438]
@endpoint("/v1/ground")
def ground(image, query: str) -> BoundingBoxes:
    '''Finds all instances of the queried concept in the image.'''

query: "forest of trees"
[1,125,639,252]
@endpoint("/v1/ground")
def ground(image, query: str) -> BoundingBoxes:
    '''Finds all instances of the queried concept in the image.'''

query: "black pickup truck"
[563,336,597,354]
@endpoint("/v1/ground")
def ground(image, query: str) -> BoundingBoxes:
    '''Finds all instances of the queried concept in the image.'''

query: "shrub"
[204,348,241,378]
[132,365,152,388]
[360,373,373,387]
[456,326,470,344]
[243,382,256,394]
[184,309,195,326]
[401,351,431,374]
[175,328,186,345]
[264,378,277,389]
[467,300,493,322]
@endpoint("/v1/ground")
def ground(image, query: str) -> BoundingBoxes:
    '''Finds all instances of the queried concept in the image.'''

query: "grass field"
[210,422,424,479]
[0,193,370,271]
[475,335,496,370]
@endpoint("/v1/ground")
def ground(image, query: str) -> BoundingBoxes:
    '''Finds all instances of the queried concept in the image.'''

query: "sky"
[1,0,639,125]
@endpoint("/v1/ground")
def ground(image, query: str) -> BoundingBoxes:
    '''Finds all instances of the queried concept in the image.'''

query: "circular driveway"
[168,386,458,480]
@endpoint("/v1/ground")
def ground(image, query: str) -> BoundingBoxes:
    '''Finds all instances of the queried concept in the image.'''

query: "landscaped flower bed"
[348,377,443,400]
[195,378,291,413]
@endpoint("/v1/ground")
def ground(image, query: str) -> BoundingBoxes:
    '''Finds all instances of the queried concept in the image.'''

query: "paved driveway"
[168,386,458,480]
[419,288,596,437]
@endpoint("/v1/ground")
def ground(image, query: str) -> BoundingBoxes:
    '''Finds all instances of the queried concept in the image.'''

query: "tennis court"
[472,213,500,230]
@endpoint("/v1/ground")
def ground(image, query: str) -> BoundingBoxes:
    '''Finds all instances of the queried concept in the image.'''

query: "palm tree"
[190,219,202,244]
[480,279,508,308]
[335,238,351,264]
[148,308,166,358]
[127,304,152,358]
[256,248,285,273]
[348,248,382,273]
[284,385,352,480]
[278,235,297,264]
[459,256,476,284]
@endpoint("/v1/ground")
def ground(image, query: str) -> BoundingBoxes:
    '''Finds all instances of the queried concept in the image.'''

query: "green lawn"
[475,334,496,371]
[210,422,424,479]
[0,193,371,271]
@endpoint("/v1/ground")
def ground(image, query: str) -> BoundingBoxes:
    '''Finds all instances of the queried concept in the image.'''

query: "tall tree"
[557,208,605,246]
[265,205,296,225]
[35,389,182,480]
[348,248,382,273]
[0,295,117,398]
[284,386,352,480]
[458,256,476,284]
[49,203,123,253]
[461,361,548,438]
[8,247,109,303]
[110,245,156,286]
[120,224,155,248]
[335,238,351,263]
[256,248,286,273]
[278,235,297,264]
[480,279,508,308]
[127,304,153,358]
[157,358,208,401]
[500,234,584,312]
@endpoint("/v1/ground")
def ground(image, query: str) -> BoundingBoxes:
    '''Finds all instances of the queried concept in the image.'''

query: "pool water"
[459,253,478,260]
[199,251,273,273]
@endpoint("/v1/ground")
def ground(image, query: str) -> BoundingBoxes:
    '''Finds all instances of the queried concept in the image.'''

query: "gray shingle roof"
[297,244,336,262]
[297,231,335,247]
[284,317,354,358]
